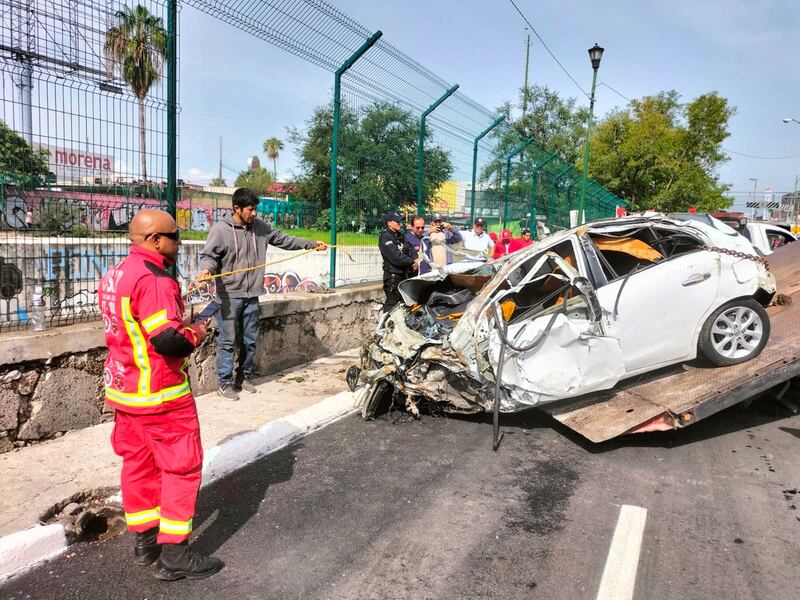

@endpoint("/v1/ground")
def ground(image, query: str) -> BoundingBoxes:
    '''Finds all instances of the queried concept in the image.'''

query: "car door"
[596,250,721,373]
[487,249,626,405]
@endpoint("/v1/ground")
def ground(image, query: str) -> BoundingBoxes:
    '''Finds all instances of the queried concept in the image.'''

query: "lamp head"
[588,43,604,70]
[783,117,793,123]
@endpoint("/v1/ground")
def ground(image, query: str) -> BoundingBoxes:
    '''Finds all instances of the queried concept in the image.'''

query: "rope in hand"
[184,245,355,302]
[196,244,355,282]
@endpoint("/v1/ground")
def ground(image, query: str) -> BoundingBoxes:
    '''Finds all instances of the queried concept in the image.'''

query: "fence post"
[549,166,572,228]
[166,0,177,221]
[329,30,382,288]
[502,137,535,230]
[470,115,505,226]
[417,84,459,215]
[528,153,556,239]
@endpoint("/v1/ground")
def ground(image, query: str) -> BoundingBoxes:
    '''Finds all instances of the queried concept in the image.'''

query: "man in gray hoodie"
[197,188,326,400]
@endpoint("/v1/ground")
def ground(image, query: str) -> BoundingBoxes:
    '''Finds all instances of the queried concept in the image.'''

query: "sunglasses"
[146,230,180,241]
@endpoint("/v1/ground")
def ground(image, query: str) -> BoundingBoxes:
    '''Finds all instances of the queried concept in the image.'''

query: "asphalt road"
[2,397,799,600]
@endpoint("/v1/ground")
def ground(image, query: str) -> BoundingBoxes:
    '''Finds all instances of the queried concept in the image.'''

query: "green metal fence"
[0,0,626,332]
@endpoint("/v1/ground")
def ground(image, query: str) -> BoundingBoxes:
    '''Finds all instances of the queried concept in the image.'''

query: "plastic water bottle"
[29,287,46,332]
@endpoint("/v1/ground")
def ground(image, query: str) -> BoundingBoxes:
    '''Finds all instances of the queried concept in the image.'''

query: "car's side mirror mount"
[573,276,602,323]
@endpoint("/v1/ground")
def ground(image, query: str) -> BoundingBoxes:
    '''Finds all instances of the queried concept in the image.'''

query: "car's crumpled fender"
[488,312,625,410]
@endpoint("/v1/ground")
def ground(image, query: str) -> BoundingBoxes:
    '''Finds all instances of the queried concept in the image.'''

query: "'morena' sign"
[35,144,115,183]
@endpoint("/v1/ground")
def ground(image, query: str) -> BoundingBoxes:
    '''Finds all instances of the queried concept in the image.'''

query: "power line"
[598,82,631,102]
[506,0,589,98]
[722,148,800,160]
[585,81,800,161]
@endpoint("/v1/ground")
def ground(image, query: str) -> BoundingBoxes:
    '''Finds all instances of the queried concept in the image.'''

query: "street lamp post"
[578,43,604,225]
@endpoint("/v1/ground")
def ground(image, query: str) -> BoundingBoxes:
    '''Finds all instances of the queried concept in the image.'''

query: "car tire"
[698,298,770,366]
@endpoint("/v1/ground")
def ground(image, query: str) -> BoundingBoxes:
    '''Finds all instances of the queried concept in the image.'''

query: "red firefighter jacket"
[99,246,202,414]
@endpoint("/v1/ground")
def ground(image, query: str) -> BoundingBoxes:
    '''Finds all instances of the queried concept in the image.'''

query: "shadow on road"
[191,441,302,556]
[387,396,796,455]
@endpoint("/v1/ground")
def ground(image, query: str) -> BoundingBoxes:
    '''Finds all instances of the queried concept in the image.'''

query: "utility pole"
[218,137,223,183]
[12,0,34,144]
[521,33,531,135]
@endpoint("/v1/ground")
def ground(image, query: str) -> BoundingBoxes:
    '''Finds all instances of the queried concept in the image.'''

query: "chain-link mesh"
[0,0,175,330]
[478,135,624,239]
[0,0,625,329]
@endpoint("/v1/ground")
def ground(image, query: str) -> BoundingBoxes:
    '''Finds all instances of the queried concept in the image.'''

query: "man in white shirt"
[460,217,495,261]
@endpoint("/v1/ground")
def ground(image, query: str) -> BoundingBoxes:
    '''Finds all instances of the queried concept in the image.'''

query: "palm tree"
[263,137,284,180]
[105,5,167,181]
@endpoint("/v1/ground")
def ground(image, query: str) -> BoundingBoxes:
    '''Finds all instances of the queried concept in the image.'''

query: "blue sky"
[178,0,800,196]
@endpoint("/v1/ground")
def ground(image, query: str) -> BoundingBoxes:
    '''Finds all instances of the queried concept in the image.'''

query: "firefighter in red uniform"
[99,209,224,581]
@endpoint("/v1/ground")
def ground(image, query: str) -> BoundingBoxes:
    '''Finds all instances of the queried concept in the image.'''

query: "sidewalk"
[0,348,360,539]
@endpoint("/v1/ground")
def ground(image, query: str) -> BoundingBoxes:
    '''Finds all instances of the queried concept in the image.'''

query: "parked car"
[349,215,777,417]
[678,211,798,256]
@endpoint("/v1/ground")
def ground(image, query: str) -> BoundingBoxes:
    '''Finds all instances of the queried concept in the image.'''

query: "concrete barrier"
[0,283,382,452]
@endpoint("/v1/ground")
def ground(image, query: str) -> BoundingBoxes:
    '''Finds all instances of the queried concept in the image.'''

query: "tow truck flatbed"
[539,241,800,443]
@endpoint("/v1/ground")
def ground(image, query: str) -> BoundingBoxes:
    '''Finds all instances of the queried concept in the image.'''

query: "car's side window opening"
[502,282,590,326]
[767,231,792,249]
[500,241,583,325]
[507,240,578,287]
[589,226,704,282]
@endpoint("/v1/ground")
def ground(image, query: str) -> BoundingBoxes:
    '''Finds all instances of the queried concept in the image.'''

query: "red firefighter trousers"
[111,402,203,544]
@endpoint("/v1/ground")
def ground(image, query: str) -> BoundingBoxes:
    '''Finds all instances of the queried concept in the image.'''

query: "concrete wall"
[0,284,382,453]
[0,238,382,326]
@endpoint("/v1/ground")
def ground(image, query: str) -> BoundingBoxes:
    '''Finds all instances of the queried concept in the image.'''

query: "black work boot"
[154,541,224,581]
[133,527,161,566]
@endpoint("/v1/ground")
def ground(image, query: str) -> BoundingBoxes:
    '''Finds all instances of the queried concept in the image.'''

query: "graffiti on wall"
[1,189,233,232]
[184,272,324,305]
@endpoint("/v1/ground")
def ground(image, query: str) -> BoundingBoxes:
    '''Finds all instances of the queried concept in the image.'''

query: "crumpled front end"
[350,301,491,418]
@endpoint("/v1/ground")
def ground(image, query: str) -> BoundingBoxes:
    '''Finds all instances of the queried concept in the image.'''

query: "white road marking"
[596,504,648,600]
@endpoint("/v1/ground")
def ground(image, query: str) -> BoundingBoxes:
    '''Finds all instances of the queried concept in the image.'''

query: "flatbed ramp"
[539,241,800,443]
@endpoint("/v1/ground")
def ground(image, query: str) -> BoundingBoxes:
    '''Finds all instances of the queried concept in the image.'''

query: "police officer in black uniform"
[378,211,419,313]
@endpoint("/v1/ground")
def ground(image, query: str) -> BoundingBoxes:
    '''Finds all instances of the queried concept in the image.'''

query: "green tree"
[0,120,50,188]
[288,102,452,229]
[234,167,273,194]
[105,5,167,181]
[588,91,734,212]
[263,137,284,180]
[483,85,590,185]
[287,107,356,208]
[210,177,227,186]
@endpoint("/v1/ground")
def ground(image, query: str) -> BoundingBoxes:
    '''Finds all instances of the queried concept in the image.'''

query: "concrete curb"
[0,391,356,582]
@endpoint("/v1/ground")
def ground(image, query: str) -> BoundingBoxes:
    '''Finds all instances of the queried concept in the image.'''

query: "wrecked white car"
[349,215,777,418]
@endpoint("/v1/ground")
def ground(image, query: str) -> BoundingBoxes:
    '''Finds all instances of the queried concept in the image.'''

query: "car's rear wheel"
[698,298,770,366]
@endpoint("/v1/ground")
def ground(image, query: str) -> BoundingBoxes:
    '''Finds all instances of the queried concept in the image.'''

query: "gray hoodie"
[199,215,317,299]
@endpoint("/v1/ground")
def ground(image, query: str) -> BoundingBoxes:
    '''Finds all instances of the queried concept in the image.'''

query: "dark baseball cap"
[474,217,486,226]
[522,228,531,235]
[385,211,402,223]
[432,213,443,222]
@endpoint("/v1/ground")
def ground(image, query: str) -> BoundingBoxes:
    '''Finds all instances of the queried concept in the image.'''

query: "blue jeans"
[216,297,260,388]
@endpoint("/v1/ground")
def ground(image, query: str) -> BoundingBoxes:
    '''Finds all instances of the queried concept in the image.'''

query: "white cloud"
[183,167,216,184]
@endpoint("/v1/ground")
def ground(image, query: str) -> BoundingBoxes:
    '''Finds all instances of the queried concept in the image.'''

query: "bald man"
[99,209,224,581]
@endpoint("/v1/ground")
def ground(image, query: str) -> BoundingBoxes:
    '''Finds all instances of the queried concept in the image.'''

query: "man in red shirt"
[99,209,223,581]
[508,228,534,253]
[492,229,514,259]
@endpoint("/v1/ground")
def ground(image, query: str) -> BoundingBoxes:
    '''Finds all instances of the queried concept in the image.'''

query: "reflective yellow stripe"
[141,309,169,334]
[160,517,192,535]
[121,297,151,395]
[125,507,160,526]
[105,380,191,408]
